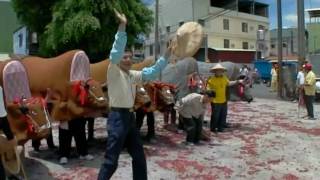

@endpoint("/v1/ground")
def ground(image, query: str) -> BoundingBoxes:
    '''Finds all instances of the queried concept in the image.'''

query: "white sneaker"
[79,154,94,161]
[59,157,68,164]
[184,141,195,146]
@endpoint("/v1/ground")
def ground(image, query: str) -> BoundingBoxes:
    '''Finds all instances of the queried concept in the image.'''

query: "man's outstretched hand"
[114,8,127,25]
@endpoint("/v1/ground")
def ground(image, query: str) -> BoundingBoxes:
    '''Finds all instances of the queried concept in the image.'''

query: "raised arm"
[228,80,238,86]
[109,9,128,64]
[141,43,174,81]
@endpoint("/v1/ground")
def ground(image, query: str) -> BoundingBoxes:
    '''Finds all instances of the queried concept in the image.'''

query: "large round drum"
[172,22,204,59]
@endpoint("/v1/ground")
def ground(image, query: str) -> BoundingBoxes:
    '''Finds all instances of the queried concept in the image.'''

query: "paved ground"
[250,83,278,100]
[19,84,320,180]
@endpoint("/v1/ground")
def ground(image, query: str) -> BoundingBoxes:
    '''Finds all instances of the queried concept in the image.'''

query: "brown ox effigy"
[142,81,176,113]
[5,98,49,145]
[0,60,57,178]
[1,60,51,145]
[19,50,107,121]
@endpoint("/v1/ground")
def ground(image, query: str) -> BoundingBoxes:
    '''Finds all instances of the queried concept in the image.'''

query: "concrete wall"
[309,54,320,77]
[307,23,320,54]
[270,28,298,57]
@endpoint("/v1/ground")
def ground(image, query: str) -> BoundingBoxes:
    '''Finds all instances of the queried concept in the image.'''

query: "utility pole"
[277,0,283,98]
[297,0,305,65]
[155,0,160,79]
[204,34,208,62]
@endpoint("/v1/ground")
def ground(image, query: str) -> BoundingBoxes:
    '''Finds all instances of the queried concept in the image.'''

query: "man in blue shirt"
[98,10,173,180]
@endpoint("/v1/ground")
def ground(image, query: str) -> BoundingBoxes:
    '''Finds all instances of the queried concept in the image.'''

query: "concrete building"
[306,8,320,54]
[144,0,270,63]
[13,26,39,55]
[270,28,298,57]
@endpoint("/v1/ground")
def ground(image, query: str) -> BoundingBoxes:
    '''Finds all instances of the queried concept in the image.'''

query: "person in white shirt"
[270,64,278,92]
[295,65,305,102]
[240,65,249,79]
[297,66,305,88]
[98,10,173,180]
[175,90,215,145]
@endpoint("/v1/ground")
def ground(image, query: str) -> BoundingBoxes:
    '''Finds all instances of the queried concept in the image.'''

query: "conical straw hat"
[210,63,227,72]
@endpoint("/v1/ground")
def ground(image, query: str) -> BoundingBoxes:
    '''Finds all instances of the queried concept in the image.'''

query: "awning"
[306,8,320,18]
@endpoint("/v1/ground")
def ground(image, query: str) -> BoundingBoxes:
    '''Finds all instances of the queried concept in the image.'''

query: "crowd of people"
[297,63,317,120]
[96,11,248,179]
[0,10,256,180]
[269,61,317,120]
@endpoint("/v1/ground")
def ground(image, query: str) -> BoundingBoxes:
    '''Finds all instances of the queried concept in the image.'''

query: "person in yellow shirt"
[303,63,316,120]
[207,64,242,133]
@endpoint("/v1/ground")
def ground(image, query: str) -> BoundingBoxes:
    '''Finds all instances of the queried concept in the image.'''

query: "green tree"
[11,0,153,62]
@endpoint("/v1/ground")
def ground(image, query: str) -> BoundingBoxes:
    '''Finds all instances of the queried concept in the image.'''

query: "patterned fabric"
[70,51,90,81]
[3,61,32,103]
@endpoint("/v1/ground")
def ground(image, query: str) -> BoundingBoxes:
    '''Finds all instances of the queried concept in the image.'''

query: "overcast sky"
[141,0,320,29]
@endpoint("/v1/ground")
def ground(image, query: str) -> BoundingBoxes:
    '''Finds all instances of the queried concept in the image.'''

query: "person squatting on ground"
[0,86,17,180]
[303,63,316,120]
[58,118,94,164]
[206,64,243,133]
[97,9,174,180]
[175,90,215,145]
[176,72,204,132]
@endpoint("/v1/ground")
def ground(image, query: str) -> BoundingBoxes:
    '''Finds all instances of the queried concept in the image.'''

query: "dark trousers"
[98,109,147,180]
[32,130,55,150]
[136,108,155,138]
[183,117,202,143]
[163,106,176,124]
[0,159,5,180]
[86,117,95,140]
[178,115,184,130]
[59,118,88,157]
[210,103,228,131]
[304,95,315,118]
